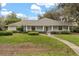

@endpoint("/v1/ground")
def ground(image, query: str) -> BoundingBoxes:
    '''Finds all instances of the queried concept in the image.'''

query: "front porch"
[25,26,71,32]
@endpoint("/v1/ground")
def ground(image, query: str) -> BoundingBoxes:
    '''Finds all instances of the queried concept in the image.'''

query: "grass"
[0,33,77,56]
[55,34,79,46]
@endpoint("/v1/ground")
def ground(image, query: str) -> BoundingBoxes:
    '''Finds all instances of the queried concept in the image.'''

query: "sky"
[0,3,57,20]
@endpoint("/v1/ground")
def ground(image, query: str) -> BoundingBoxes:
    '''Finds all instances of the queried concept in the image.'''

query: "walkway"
[41,34,79,55]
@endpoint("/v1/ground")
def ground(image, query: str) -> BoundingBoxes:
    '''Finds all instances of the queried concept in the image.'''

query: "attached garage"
[8,26,16,31]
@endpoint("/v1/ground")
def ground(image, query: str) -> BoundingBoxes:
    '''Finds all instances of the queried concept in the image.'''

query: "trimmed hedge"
[61,31,71,34]
[16,26,23,32]
[6,30,18,33]
[28,31,39,35]
[51,31,60,34]
[73,27,79,33]
[11,30,17,33]
[51,31,71,34]
[0,31,13,36]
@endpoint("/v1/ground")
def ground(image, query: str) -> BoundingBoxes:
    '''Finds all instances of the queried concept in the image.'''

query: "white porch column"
[26,26,27,31]
[68,26,70,31]
[43,26,44,31]
[23,26,26,31]
[52,26,53,31]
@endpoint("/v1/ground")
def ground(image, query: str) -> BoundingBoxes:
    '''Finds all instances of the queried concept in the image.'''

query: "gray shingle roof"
[8,18,78,26]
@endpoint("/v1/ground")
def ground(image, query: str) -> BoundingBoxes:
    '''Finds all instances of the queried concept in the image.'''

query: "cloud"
[28,16,38,20]
[1,8,7,11]
[39,11,45,16]
[1,9,12,16]
[17,13,38,20]
[1,11,12,16]
[31,4,41,14]
[1,8,27,18]
[1,8,27,19]
[1,3,7,7]
[36,3,56,8]
[31,4,45,15]
[31,4,41,11]
[16,13,27,18]
[31,3,55,17]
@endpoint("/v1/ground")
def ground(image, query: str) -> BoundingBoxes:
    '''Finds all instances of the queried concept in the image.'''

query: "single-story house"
[8,18,77,32]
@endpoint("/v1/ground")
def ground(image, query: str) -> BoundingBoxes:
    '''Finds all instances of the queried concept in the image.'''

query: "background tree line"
[0,13,21,30]
[39,3,79,24]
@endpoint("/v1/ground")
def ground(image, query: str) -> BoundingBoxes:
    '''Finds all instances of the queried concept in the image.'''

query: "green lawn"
[0,33,77,56]
[55,34,79,46]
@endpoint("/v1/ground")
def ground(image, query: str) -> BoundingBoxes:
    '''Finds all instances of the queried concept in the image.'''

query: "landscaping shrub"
[28,31,39,35]
[73,27,79,33]
[6,30,17,33]
[51,31,60,34]
[51,31,71,34]
[61,31,71,34]
[16,26,23,32]
[12,30,17,33]
[0,31,13,36]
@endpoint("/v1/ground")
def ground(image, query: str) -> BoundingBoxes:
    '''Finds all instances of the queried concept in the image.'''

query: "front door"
[45,26,49,32]
[32,26,35,31]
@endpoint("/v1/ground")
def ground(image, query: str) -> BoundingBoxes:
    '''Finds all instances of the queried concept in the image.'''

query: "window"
[32,26,35,31]
[27,26,30,29]
[37,26,43,30]
[70,26,73,31]
[53,26,57,30]
[64,26,68,30]
[58,26,62,30]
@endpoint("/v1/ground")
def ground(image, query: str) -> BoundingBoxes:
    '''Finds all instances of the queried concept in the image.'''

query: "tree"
[0,12,21,30]
[0,17,6,30]
[0,4,21,30]
[0,3,6,30]
[41,3,79,24]
[5,13,21,25]
[38,15,44,19]
[58,3,79,23]
[40,4,62,20]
